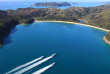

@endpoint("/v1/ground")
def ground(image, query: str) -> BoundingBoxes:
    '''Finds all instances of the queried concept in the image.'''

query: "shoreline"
[35,20,109,32]
[0,45,3,47]
[103,36,110,45]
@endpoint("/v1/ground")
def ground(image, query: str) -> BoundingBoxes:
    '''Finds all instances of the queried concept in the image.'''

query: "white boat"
[51,53,56,57]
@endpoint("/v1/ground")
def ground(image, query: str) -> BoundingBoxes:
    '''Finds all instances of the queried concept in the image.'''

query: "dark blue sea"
[0,22,110,74]
[0,1,110,74]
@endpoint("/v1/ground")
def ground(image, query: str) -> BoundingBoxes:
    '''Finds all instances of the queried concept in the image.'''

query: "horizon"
[0,0,110,2]
[1,0,110,74]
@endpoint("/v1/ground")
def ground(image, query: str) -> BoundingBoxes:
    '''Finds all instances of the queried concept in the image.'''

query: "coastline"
[0,45,2,47]
[103,36,110,45]
[35,20,109,32]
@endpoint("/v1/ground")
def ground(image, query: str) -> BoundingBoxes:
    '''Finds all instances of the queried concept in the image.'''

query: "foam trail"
[32,62,55,74]
[6,56,44,74]
[14,54,56,74]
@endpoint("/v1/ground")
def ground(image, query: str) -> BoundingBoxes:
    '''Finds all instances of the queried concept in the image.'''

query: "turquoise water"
[0,22,110,74]
[0,1,106,10]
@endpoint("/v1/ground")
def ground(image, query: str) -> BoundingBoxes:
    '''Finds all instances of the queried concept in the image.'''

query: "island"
[31,2,71,7]
[72,3,77,5]
[99,2,110,4]
[1,4,110,46]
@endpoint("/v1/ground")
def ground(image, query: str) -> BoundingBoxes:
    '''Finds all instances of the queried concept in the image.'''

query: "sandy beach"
[35,20,109,32]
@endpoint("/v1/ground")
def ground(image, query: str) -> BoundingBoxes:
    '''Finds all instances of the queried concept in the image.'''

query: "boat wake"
[5,56,44,74]
[32,62,55,74]
[14,54,56,74]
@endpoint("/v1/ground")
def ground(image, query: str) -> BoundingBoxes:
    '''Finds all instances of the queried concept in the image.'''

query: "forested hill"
[32,2,71,7]
[1,4,110,45]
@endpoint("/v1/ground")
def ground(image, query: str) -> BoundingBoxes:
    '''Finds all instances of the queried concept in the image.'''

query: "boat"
[51,53,56,57]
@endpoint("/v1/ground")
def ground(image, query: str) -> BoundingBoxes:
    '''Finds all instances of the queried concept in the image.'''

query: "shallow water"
[0,22,110,74]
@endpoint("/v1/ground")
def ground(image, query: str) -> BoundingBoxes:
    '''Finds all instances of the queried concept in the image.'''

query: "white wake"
[32,62,55,74]
[14,54,56,74]
[6,56,44,74]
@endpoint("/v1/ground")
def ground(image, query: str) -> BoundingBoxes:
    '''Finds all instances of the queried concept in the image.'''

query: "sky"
[0,0,110,2]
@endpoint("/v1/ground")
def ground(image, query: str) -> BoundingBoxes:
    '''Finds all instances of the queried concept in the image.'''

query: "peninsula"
[1,4,110,46]
[31,2,71,7]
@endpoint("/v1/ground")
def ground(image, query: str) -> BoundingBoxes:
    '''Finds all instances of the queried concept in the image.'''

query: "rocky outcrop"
[0,39,3,47]
[103,36,110,45]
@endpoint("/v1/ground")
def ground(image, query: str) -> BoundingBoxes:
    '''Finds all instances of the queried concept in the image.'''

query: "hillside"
[1,4,110,45]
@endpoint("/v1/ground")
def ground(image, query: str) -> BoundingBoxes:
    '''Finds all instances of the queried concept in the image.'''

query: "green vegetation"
[106,32,110,41]
[0,9,35,45]
[1,4,110,45]
[19,18,34,24]
[32,2,71,7]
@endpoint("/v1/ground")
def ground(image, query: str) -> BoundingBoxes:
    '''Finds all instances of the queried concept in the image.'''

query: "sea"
[0,1,110,74]
[0,1,106,10]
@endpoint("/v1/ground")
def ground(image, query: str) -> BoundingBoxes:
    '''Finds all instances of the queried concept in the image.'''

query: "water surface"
[0,22,110,74]
[0,1,106,10]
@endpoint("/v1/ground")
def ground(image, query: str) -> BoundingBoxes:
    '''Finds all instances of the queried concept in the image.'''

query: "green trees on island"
[33,2,71,7]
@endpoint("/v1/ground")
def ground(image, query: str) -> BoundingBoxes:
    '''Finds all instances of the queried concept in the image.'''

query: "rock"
[0,39,3,47]
[103,36,110,45]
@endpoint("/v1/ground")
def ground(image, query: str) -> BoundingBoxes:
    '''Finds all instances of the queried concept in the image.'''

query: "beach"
[36,20,110,45]
[35,20,110,32]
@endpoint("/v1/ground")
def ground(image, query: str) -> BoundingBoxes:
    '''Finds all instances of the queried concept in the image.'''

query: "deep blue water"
[0,1,110,74]
[0,1,106,10]
[0,22,110,74]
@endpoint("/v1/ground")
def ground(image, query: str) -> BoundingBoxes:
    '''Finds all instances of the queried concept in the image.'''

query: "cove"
[0,22,110,74]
